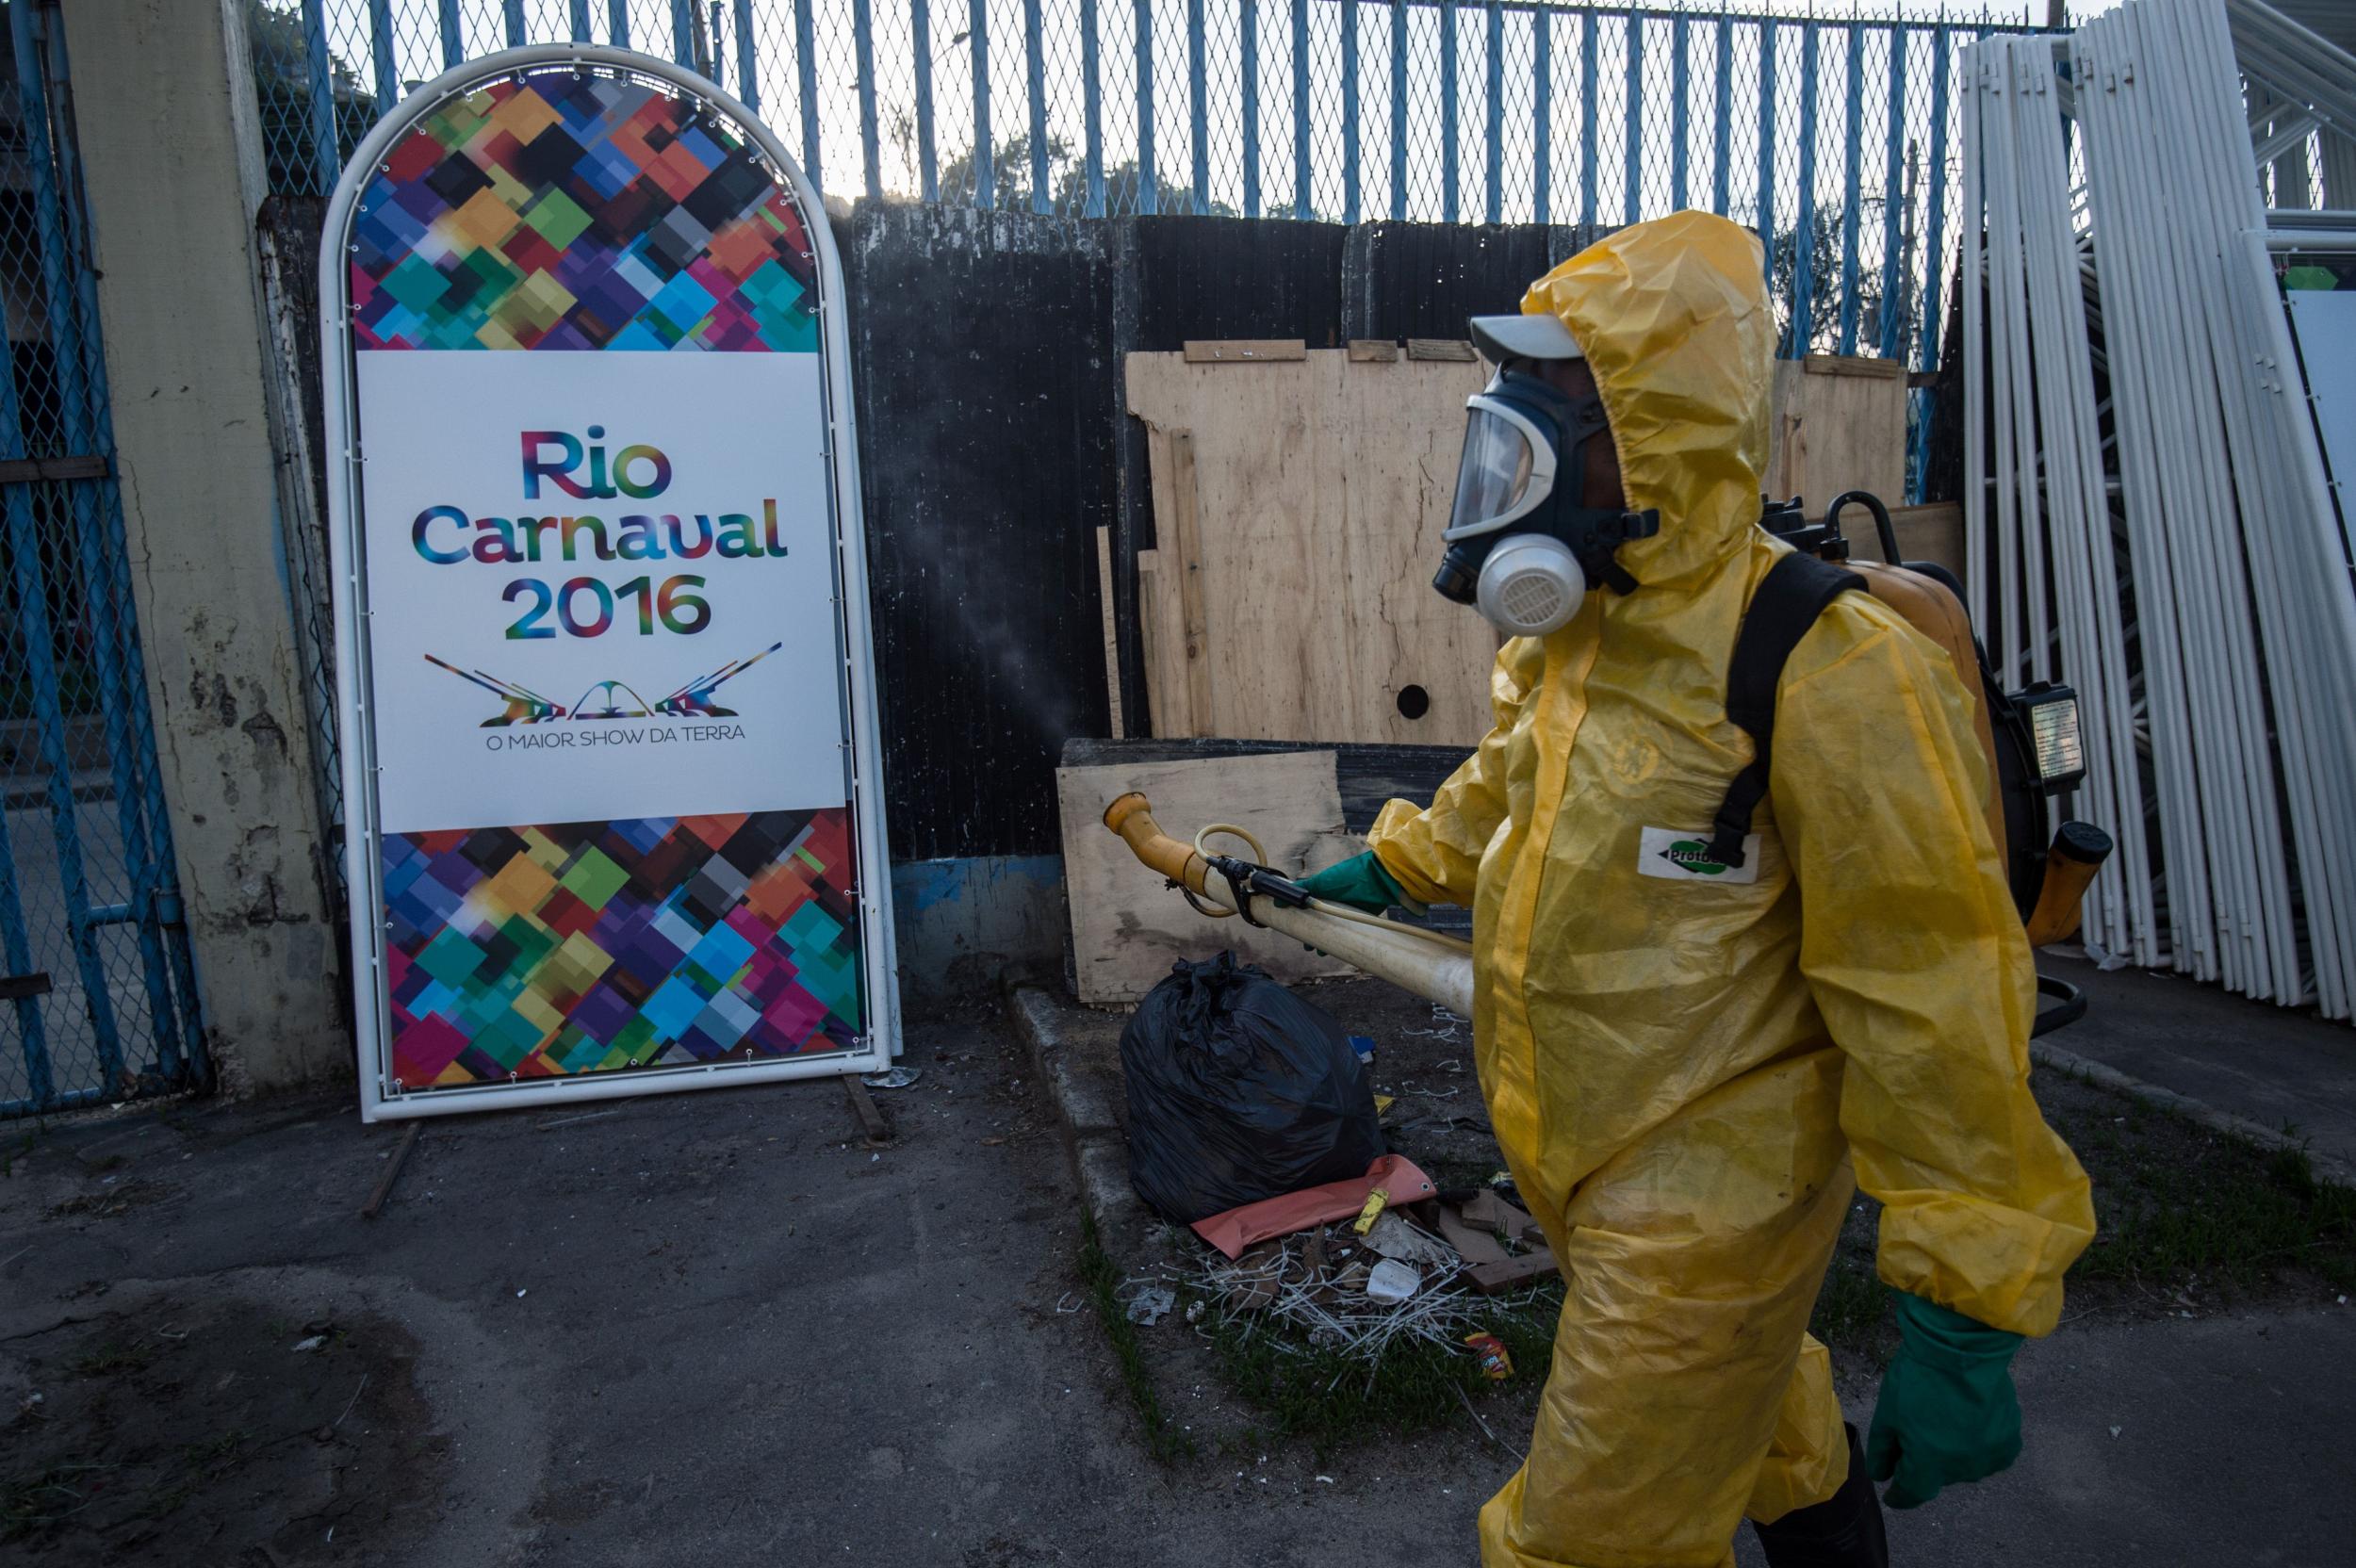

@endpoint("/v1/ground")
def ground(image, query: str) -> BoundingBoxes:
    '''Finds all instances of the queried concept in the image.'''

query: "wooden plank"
[1405,337,1478,361]
[1348,339,1401,362]
[1182,338,1307,363]
[1164,431,1217,734]
[1056,749,1360,1005]
[1094,526,1126,740]
[1846,499,1967,580]
[1123,349,1495,747]
[1765,357,1907,518]
[1133,548,1185,739]
[1802,352,1907,379]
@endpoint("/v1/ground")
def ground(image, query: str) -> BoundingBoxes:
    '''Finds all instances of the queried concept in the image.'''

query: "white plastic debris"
[1363,1213,1460,1272]
[860,1067,923,1089]
[1365,1258,1422,1304]
[292,1335,328,1353]
[1125,1286,1177,1326]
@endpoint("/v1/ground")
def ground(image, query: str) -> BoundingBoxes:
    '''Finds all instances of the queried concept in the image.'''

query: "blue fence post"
[1792,21,1820,353]
[1483,0,1502,224]
[1876,25,1909,358]
[570,0,593,44]
[608,0,631,49]
[672,0,696,63]
[1532,7,1550,225]
[909,0,933,196]
[1135,0,1157,214]
[857,0,882,200]
[29,8,204,1086]
[1622,12,1643,223]
[1241,0,1261,217]
[1024,0,1051,212]
[736,0,763,111]
[506,0,529,48]
[1341,0,1360,223]
[1838,24,1864,354]
[1671,9,1689,212]
[0,792,47,1105]
[16,2,178,1082]
[300,0,339,196]
[1579,8,1596,226]
[973,0,994,207]
[1188,0,1208,209]
[1389,0,1406,220]
[1713,14,1731,215]
[371,0,399,112]
[1293,0,1311,219]
[1757,20,1776,278]
[1439,0,1458,222]
[796,0,825,191]
[1918,25,1953,374]
[1084,0,1105,215]
[439,0,464,70]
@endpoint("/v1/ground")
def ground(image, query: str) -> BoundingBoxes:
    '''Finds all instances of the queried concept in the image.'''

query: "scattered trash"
[981,1135,1006,1147]
[1349,1035,1377,1065]
[1185,1299,1206,1324]
[515,1288,528,1298]
[1191,1153,1438,1260]
[1364,1212,1459,1272]
[1464,1332,1515,1381]
[1351,1186,1391,1236]
[1373,1093,1397,1117]
[1315,1474,1334,1484]
[1365,1258,1422,1303]
[1125,1285,1178,1326]
[2109,1425,2122,1439]
[1121,954,1384,1222]
[292,1335,328,1353]
[860,1067,924,1089]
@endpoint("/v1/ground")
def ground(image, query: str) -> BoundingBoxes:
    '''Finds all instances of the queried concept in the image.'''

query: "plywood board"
[1125,348,1497,746]
[1058,749,1363,1005]
[1846,500,1966,580]
[1766,355,1908,517]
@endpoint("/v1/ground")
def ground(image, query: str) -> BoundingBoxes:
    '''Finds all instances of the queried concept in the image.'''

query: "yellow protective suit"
[1365,212,2095,1568]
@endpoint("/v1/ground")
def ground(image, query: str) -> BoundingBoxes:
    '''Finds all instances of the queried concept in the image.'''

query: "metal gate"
[0,2,205,1118]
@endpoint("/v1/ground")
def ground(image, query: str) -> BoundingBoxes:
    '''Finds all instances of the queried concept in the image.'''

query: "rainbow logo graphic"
[424,642,781,726]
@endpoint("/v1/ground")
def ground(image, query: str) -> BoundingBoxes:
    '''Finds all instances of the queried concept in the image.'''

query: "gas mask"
[1435,319,1661,637]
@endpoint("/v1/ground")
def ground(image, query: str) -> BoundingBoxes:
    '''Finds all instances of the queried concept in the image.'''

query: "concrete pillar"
[58,0,344,1090]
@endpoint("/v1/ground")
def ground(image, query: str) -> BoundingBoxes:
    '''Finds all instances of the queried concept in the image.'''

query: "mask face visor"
[1446,397,1554,541]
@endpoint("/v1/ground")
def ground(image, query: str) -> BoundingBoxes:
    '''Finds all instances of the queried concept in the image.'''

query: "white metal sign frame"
[319,45,899,1120]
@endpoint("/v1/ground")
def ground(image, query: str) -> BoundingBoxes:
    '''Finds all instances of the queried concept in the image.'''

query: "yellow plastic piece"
[1350,1186,1389,1236]
[1361,212,2095,1568]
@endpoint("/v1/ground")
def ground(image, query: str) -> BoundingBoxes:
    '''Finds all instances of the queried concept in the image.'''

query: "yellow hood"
[1519,211,1775,595]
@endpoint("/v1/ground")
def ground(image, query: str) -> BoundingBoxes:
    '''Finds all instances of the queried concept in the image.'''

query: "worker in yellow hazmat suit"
[1301,212,2095,1566]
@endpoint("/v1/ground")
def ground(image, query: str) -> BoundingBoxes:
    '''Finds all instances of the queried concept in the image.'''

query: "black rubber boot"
[1750,1424,1890,1568]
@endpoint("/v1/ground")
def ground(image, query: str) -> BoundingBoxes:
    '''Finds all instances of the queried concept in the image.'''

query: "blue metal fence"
[255,0,2042,496]
[2,4,209,1118]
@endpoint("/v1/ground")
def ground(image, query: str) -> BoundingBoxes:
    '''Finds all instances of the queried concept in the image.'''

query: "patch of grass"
[1077,1218,1194,1463]
[1808,1259,1890,1352]
[1,1462,113,1542]
[139,1429,251,1522]
[68,1340,153,1378]
[2033,1068,2356,1297]
[1201,1280,1562,1458]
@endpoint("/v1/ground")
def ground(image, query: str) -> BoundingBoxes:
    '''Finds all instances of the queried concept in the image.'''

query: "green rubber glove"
[1865,1292,2027,1510]
[1298,850,1411,913]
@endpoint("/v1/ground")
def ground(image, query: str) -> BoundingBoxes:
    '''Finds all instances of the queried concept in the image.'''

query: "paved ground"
[2040,954,2356,1172]
[5,996,2352,1566]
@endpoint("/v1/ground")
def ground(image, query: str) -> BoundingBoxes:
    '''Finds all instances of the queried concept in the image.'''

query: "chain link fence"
[253,1,2041,364]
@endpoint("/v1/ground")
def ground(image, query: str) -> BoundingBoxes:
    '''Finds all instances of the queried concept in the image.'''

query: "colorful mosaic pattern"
[351,72,819,351]
[383,810,861,1089]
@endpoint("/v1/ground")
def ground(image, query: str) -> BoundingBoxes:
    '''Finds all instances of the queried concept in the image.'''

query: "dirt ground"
[3,1298,436,1564]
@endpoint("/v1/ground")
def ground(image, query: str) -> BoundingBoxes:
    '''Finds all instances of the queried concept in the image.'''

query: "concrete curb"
[1006,985,1157,1254]
[2032,1041,2356,1189]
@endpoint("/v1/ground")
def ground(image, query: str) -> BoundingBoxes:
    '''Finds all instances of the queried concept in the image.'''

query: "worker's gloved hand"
[1298,851,1411,913]
[1865,1293,2027,1510]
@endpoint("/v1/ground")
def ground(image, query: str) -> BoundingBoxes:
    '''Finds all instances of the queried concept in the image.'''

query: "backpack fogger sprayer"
[1103,489,2112,1036]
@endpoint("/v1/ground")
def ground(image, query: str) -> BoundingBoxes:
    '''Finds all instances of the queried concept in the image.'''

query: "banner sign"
[321,47,897,1119]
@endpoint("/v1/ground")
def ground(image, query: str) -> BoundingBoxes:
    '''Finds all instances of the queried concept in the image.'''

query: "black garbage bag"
[1119,953,1385,1223]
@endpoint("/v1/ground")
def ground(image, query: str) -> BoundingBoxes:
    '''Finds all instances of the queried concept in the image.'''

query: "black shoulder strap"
[1709,552,1865,869]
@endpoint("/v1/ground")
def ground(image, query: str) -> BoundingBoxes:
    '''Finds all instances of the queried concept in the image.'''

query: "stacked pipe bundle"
[1965,0,2356,1019]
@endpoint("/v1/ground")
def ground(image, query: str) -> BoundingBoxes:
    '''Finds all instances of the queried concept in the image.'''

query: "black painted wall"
[838,205,1598,862]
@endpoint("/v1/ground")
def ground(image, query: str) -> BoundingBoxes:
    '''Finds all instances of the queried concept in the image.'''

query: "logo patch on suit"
[1638,825,1762,884]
